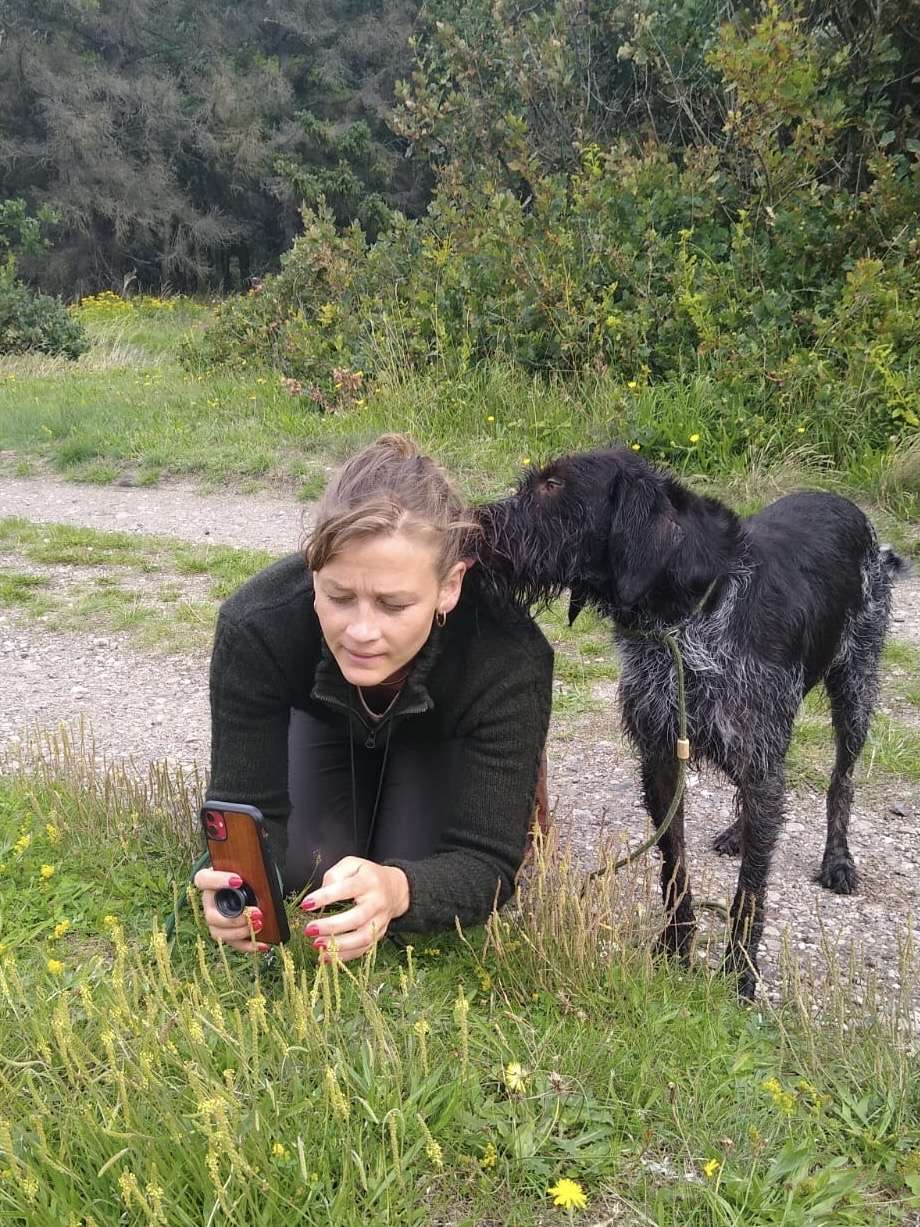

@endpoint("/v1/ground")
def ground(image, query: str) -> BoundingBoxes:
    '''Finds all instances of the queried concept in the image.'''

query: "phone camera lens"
[214,884,257,918]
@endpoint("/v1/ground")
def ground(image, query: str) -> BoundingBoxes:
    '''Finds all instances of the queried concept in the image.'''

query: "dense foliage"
[0,199,87,358]
[0,0,425,295]
[188,1,920,458]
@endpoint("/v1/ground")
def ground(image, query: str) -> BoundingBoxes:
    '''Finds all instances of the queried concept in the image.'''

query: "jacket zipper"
[312,691,432,749]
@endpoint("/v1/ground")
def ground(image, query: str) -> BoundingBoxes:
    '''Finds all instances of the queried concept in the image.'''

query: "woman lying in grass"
[194,434,552,960]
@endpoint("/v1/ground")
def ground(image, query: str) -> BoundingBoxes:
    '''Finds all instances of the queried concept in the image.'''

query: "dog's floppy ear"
[607,472,683,607]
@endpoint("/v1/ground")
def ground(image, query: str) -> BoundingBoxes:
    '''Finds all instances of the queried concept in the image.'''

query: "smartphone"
[200,801,290,945]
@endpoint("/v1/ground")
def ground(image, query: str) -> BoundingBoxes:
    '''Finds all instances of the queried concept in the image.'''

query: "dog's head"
[476,448,738,618]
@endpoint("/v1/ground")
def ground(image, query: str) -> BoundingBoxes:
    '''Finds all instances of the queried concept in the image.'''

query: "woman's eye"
[380,602,410,613]
[327,594,352,605]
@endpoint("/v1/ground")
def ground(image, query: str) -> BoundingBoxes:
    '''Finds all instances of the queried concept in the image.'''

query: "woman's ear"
[607,474,683,607]
[438,559,467,615]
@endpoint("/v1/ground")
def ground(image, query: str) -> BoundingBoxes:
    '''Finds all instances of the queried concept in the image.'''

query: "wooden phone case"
[202,802,290,944]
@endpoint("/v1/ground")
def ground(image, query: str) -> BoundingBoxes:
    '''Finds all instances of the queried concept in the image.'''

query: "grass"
[0,732,918,1225]
[2,317,920,528]
[0,516,276,651]
[786,688,920,790]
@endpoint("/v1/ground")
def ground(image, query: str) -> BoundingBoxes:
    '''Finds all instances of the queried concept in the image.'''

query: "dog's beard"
[475,498,589,610]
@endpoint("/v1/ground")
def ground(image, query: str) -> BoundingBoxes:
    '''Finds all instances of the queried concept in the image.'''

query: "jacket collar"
[310,620,445,726]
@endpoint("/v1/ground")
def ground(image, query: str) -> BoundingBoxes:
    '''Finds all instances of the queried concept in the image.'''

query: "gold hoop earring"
[436,610,447,628]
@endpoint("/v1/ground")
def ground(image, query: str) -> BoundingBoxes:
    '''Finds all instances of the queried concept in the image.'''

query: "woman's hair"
[306,435,477,579]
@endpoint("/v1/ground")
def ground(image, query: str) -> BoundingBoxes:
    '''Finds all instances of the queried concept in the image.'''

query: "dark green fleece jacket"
[206,554,553,934]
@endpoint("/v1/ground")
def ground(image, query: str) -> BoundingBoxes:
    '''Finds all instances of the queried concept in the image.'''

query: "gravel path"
[1,473,918,1009]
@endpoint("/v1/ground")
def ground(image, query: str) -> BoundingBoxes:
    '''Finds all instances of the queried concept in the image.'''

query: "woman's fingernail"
[252,919,263,932]
[257,943,270,953]
[305,924,320,937]
[229,875,243,888]
[300,898,317,911]
[313,938,327,950]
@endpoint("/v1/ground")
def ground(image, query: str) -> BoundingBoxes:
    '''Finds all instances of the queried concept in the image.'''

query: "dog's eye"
[542,477,564,492]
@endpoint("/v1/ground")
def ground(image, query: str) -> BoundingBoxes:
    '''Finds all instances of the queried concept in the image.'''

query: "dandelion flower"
[40,864,55,879]
[47,959,64,976]
[703,1157,721,1178]
[548,1177,588,1210]
[689,433,700,444]
[503,1061,528,1093]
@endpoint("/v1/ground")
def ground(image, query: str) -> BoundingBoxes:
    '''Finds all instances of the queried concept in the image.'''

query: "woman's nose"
[346,615,379,642]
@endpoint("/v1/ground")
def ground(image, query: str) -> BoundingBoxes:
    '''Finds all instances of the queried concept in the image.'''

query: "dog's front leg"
[721,772,785,999]
[641,754,695,962]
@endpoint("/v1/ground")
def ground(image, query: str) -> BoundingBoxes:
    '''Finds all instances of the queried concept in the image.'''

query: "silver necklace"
[356,683,403,721]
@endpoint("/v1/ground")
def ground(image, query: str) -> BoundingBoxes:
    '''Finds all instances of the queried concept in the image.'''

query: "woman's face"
[313,531,466,686]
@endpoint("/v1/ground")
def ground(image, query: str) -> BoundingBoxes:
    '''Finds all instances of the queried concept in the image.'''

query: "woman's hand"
[300,856,410,961]
[193,867,270,954]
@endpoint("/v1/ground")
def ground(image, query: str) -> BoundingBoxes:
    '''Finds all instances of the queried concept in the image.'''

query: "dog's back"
[739,491,894,690]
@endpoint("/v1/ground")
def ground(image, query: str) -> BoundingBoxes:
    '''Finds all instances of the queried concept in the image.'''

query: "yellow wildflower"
[486,415,495,423]
[52,920,70,939]
[503,1061,528,1093]
[631,442,641,451]
[480,1140,497,1169]
[522,457,531,465]
[13,834,31,855]
[45,823,61,844]
[47,959,64,976]
[548,1177,588,1210]
[40,864,55,880]
[627,380,638,390]
[796,426,805,433]
[703,1157,721,1178]
[689,433,700,444]
[103,915,118,928]
[272,1142,287,1159]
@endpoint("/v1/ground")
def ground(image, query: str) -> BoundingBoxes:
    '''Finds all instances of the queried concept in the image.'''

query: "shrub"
[0,263,88,360]
[184,2,920,461]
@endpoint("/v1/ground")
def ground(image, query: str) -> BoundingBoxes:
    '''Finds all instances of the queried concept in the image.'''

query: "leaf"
[879,130,896,147]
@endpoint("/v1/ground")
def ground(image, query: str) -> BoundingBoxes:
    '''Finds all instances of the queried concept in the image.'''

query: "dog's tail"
[880,544,910,578]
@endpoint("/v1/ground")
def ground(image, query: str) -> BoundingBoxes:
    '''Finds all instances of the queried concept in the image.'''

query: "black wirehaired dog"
[476,448,906,998]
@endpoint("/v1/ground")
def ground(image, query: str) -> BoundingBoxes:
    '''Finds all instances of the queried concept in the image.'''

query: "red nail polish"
[305,924,320,937]
[301,899,317,911]
[313,938,327,950]
[250,910,264,925]
[257,943,270,953]
[252,919,263,933]
[229,875,243,888]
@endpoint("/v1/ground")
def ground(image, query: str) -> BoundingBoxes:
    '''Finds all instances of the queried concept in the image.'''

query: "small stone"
[888,801,909,817]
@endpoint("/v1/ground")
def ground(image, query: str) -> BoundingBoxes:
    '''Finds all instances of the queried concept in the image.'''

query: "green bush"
[0,264,88,360]
[184,2,920,462]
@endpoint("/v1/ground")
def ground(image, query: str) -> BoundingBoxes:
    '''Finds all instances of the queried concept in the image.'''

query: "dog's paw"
[817,858,859,895]
[654,922,696,965]
[712,824,742,857]
[719,951,758,1001]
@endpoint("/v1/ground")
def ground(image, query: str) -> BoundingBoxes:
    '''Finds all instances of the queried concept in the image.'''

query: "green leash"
[583,581,730,918]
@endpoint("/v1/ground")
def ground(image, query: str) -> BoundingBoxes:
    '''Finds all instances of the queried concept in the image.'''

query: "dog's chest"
[614,628,797,770]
